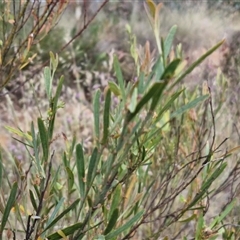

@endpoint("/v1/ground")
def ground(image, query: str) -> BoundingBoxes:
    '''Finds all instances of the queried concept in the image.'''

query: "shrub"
[0,1,239,239]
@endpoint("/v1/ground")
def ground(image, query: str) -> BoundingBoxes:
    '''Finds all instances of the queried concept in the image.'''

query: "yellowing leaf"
[5,126,32,142]
[57,230,68,239]
[124,174,137,208]
[146,0,156,19]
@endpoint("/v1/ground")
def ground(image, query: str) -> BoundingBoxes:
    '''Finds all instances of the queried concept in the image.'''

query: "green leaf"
[87,147,98,189]
[195,211,204,240]
[48,75,64,140]
[161,58,181,80]
[109,185,121,220]
[152,57,164,82]
[42,199,80,234]
[210,199,236,229]
[155,89,184,123]
[31,122,45,177]
[179,214,197,223]
[145,0,156,19]
[128,87,138,113]
[50,51,58,71]
[46,221,83,240]
[93,90,101,142]
[200,163,227,195]
[45,198,65,230]
[4,126,32,142]
[0,182,18,234]
[138,72,145,94]
[66,167,74,191]
[127,82,164,123]
[171,94,209,118]
[164,25,177,61]
[76,143,85,199]
[44,67,52,100]
[105,210,144,239]
[29,189,37,212]
[104,208,119,235]
[187,163,227,211]
[95,236,106,240]
[150,80,168,111]
[114,56,126,100]
[38,118,49,162]
[171,39,225,89]
[0,150,2,187]
[102,89,111,145]
[108,81,121,97]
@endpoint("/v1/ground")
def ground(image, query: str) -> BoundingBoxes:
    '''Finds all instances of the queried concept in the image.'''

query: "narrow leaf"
[109,185,121,220]
[104,208,119,235]
[45,198,65,230]
[38,118,49,162]
[48,75,64,140]
[113,56,126,100]
[145,0,156,19]
[93,90,101,142]
[127,82,163,123]
[150,81,167,111]
[42,199,80,234]
[46,222,83,240]
[171,95,209,118]
[210,199,236,229]
[195,211,204,240]
[108,81,121,97]
[102,89,111,144]
[44,67,52,100]
[1,182,18,233]
[155,89,184,123]
[0,150,2,187]
[128,87,138,113]
[4,126,32,141]
[29,190,37,212]
[171,39,225,89]
[105,210,144,239]
[66,167,74,191]
[76,144,85,198]
[164,25,177,61]
[161,58,181,80]
[50,51,58,71]
[87,147,98,189]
